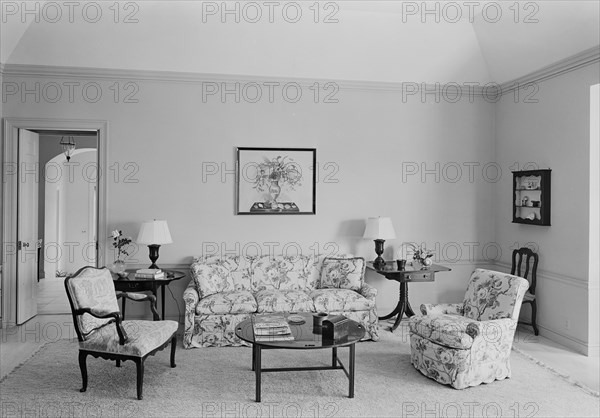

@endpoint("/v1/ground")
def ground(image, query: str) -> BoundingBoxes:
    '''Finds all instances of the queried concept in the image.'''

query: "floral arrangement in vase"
[110,230,132,274]
[399,243,434,269]
[251,155,302,205]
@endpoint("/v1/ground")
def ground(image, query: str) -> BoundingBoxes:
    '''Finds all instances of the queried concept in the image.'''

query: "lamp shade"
[136,220,173,245]
[363,217,396,240]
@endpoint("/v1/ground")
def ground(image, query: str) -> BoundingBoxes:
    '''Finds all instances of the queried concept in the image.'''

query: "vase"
[111,259,126,275]
[411,259,423,270]
[268,180,281,204]
[412,259,430,270]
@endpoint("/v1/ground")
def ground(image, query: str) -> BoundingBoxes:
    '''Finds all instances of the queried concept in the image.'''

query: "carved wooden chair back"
[510,247,538,295]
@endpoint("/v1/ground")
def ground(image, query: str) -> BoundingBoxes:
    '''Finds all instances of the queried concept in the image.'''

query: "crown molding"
[3,46,598,98]
[1,63,493,97]
[499,45,600,94]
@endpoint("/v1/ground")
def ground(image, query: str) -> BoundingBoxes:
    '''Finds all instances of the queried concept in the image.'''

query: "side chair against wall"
[407,269,529,389]
[64,266,178,400]
[511,247,539,335]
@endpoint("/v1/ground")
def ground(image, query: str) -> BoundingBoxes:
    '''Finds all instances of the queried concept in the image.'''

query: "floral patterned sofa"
[408,268,529,389]
[183,254,379,348]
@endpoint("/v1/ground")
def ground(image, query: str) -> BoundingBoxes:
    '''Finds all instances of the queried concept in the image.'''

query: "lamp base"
[373,257,386,270]
[147,244,161,269]
[373,239,386,269]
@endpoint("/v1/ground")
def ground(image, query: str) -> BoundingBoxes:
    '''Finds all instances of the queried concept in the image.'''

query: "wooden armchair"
[65,266,178,400]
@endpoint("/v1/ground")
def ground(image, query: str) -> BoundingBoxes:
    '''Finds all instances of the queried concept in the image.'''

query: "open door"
[17,129,39,324]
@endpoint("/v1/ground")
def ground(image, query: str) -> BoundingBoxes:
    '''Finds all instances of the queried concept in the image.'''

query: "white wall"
[2,71,496,320]
[0,67,3,320]
[494,62,600,355]
[44,149,97,277]
[589,84,599,356]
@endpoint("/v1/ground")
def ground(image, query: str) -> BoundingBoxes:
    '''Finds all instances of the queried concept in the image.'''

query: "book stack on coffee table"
[252,315,294,342]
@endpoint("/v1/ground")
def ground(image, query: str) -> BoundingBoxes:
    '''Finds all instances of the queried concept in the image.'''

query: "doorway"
[1,118,108,326]
[36,132,99,315]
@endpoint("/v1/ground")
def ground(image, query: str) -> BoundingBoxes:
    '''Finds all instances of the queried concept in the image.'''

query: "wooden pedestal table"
[366,262,451,331]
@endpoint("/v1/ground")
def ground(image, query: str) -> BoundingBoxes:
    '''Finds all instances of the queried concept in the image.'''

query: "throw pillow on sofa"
[319,257,366,291]
[191,263,236,297]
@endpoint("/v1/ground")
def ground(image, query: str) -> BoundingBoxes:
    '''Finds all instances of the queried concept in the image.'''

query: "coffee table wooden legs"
[251,344,356,402]
[349,343,355,398]
[255,345,261,402]
[378,282,415,331]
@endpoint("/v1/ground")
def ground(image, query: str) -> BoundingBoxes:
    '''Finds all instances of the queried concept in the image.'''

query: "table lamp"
[137,220,173,269]
[363,217,396,269]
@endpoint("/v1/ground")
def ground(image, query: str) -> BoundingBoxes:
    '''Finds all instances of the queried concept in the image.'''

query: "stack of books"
[252,315,294,342]
[134,268,165,279]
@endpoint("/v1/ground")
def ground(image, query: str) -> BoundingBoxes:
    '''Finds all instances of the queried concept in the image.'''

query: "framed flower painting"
[236,147,316,215]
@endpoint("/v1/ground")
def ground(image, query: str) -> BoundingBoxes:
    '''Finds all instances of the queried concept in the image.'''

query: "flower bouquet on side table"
[400,243,434,270]
[110,229,132,276]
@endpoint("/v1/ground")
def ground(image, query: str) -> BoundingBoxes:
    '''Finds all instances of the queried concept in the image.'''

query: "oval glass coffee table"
[235,312,365,402]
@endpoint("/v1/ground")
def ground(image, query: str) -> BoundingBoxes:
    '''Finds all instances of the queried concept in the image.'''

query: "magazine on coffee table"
[252,315,294,342]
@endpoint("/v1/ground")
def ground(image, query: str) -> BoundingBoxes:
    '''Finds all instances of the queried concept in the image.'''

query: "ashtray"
[287,314,305,324]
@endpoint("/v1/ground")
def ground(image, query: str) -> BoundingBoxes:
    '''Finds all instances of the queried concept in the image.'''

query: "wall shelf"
[512,169,551,226]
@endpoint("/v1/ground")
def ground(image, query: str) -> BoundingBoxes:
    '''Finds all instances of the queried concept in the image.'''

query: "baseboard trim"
[537,324,594,356]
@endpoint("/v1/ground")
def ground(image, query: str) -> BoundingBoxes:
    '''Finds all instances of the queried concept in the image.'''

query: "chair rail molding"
[495,261,592,289]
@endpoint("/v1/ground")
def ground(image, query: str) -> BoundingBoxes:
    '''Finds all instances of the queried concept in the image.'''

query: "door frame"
[2,118,108,327]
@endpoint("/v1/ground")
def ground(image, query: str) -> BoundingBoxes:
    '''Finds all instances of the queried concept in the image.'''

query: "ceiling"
[1,1,599,84]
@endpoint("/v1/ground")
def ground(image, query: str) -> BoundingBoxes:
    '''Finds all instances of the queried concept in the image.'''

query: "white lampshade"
[363,217,396,240]
[137,220,173,245]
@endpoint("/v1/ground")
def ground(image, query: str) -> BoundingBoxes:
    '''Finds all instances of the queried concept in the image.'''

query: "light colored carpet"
[1,327,598,417]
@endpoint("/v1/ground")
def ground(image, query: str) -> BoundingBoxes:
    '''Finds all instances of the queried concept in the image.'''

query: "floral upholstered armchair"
[408,269,529,389]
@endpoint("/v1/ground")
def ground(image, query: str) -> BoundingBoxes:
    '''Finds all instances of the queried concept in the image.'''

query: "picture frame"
[236,147,316,215]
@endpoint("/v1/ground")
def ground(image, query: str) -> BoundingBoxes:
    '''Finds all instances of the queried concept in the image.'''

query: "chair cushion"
[196,291,257,315]
[255,290,315,313]
[311,289,374,312]
[408,314,475,349]
[319,257,365,291]
[79,320,178,357]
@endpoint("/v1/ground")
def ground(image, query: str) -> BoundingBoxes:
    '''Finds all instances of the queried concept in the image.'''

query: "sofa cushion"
[251,255,314,291]
[255,290,315,313]
[311,288,374,312]
[319,257,365,291]
[408,314,475,349]
[196,291,258,315]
